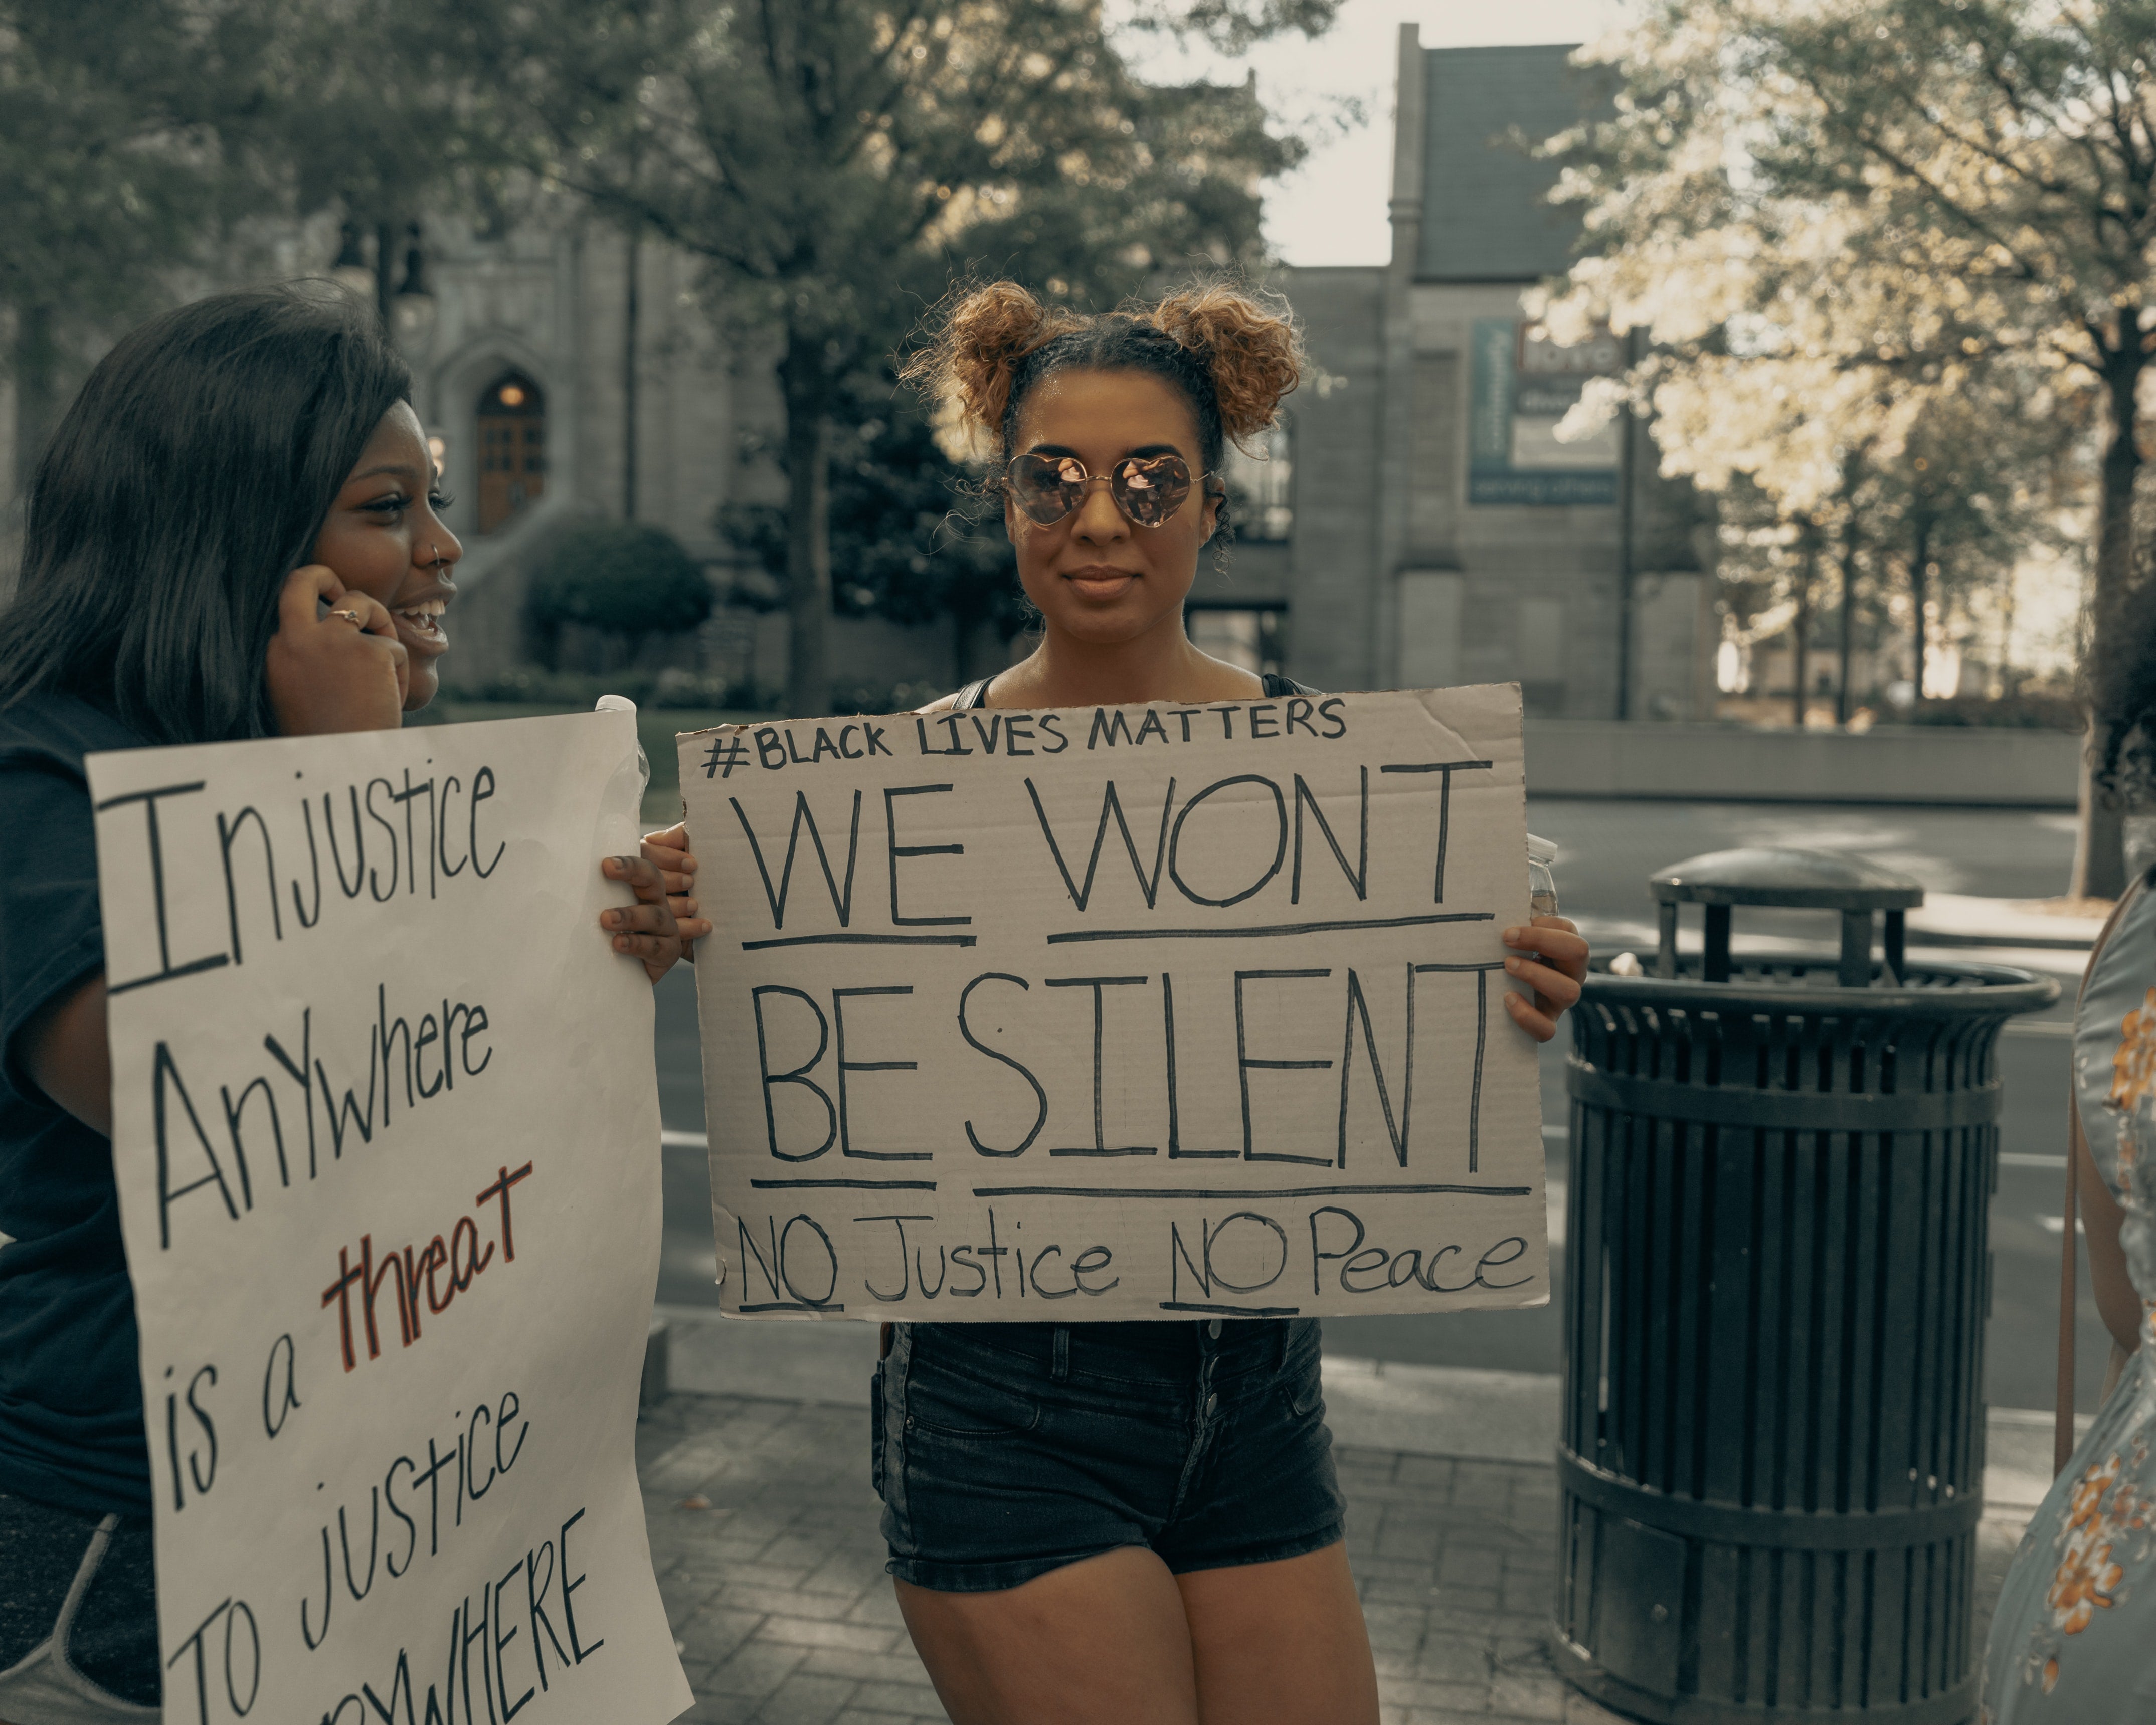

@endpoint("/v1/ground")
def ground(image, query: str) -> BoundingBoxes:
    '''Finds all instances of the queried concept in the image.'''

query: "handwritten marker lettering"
[90,711,690,1722]
[318,1162,532,1372]
[680,686,1550,1326]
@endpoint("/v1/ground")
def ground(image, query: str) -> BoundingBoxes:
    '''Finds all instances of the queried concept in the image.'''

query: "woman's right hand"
[265,565,409,736]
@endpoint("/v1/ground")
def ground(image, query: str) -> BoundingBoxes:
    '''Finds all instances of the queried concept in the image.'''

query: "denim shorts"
[0,1492,160,1721]
[872,1317,1345,1593]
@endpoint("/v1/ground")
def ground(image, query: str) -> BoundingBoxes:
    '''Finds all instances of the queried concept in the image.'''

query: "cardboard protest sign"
[680,684,1546,1322]
[87,710,691,1725]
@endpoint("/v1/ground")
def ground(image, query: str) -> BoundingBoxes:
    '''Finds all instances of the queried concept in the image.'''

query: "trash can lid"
[1649,847,1925,910]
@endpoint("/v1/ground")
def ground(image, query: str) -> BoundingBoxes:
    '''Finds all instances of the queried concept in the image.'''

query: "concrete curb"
[1908,893,2103,952]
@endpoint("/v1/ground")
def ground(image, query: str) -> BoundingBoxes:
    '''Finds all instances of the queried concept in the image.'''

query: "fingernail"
[1505,957,1520,972]
[1504,927,1524,941]
[613,935,631,951]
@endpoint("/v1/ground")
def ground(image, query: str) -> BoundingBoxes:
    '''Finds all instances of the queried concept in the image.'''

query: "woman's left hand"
[1501,916,1588,1043]
[599,822,714,983]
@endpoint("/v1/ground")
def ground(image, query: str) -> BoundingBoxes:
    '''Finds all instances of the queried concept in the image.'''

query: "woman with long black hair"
[0,284,705,1723]
[881,281,1588,1725]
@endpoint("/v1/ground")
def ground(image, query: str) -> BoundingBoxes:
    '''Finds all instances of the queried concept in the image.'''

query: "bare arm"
[20,971,111,1137]
[9,570,419,1141]
[2074,1098,2141,1355]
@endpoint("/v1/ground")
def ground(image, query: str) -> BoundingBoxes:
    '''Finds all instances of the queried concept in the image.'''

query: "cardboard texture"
[87,710,691,1725]
[680,685,1548,1323]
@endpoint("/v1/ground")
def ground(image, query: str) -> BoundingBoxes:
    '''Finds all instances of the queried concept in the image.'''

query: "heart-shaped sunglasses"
[1003,452,1206,529]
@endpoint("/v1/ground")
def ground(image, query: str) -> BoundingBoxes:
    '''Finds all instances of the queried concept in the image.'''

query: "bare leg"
[897,1546,1200,1725]
[1180,1542,1378,1725]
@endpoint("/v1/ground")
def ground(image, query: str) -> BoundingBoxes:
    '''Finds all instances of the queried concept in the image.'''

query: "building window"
[1223,418,1292,542]
[1188,604,1287,677]
[476,372,547,533]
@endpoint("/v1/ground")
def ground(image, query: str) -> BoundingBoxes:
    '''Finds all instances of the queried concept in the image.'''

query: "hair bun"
[906,283,1084,458]
[1150,286,1303,447]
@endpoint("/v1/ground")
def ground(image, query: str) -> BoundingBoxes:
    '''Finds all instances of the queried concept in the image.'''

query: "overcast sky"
[1119,0,1633,267]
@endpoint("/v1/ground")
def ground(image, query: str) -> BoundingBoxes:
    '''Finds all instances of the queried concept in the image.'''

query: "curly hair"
[903,279,1304,543]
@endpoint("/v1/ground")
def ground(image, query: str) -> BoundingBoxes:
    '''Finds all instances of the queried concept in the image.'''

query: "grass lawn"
[416,699,773,829]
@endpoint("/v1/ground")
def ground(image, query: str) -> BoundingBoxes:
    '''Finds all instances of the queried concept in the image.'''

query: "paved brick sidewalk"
[641,1390,1618,1724]
[637,1390,2032,1725]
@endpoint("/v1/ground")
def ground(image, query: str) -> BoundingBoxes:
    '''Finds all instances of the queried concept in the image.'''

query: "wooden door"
[477,373,546,533]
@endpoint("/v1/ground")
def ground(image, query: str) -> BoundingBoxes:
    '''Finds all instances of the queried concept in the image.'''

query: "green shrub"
[526,521,715,662]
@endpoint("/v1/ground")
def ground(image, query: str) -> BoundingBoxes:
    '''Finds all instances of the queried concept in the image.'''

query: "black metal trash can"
[1551,849,2059,1725]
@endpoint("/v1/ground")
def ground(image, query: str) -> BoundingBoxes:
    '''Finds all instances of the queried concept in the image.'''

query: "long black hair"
[0,285,412,744]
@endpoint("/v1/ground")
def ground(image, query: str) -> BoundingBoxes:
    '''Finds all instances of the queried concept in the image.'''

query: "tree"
[1536,0,2154,895]
[0,0,251,492]
[0,0,528,511]
[460,0,1326,716]
[527,518,714,667]
[720,383,1021,680]
[240,0,531,322]
[1876,395,2076,702]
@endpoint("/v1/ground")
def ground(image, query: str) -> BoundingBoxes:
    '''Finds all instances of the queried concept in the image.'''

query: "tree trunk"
[12,301,61,498]
[374,220,397,330]
[2071,313,2146,901]
[1792,527,1815,728]
[1909,515,1931,704]
[622,224,639,521]
[1614,364,1637,721]
[780,330,832,718]
[1997,565,2017,694]
[1835,496,1860,727]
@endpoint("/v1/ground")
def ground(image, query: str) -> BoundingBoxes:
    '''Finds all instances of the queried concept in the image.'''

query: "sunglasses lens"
[1009,454,1084,525]
[1112,456,1191,527]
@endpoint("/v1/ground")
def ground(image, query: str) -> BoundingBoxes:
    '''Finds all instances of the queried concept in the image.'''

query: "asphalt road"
[654,797,2110,1414]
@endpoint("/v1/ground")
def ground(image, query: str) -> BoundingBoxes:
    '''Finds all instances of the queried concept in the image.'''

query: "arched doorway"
[476,372,546,532]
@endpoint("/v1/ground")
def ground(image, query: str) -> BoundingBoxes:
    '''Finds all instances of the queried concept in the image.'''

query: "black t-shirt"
[0,691,152,1515]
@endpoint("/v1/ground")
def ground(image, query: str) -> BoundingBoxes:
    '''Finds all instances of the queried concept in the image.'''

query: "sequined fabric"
[1984,881,2156,1719]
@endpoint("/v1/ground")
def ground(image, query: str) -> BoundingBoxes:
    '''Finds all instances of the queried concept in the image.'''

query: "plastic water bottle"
[1527,832,1560,918]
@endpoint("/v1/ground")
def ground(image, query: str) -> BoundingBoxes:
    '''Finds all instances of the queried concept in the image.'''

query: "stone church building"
[1235,28,1714,715]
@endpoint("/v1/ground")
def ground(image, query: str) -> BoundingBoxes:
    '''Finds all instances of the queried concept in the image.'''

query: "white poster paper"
[680,684,1547,1322]
[87,710,691,1725]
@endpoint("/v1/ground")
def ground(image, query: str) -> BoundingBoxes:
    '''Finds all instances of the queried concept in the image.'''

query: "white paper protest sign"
[680,684,1546,1322]
[87,710,691,1725]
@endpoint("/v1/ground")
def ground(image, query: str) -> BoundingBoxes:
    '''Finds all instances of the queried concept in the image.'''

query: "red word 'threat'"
[320,1161,532,1372]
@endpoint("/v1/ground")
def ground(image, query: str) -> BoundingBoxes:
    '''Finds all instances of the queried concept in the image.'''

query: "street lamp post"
[392,223,438,356]
[329,221,375,306]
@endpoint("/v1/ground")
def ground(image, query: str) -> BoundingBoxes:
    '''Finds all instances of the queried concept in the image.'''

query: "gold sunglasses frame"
[1002,452,1217,530]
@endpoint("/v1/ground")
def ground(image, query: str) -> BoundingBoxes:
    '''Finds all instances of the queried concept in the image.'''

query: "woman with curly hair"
[875,281,1589,1724]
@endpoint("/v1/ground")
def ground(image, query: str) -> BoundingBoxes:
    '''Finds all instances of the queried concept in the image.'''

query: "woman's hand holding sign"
[600,822,712,983]
[1501,917,1588,1042]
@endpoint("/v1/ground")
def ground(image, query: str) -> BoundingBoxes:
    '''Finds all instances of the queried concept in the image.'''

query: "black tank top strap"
[1262,672,1321,697]
[952,676,994,710]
